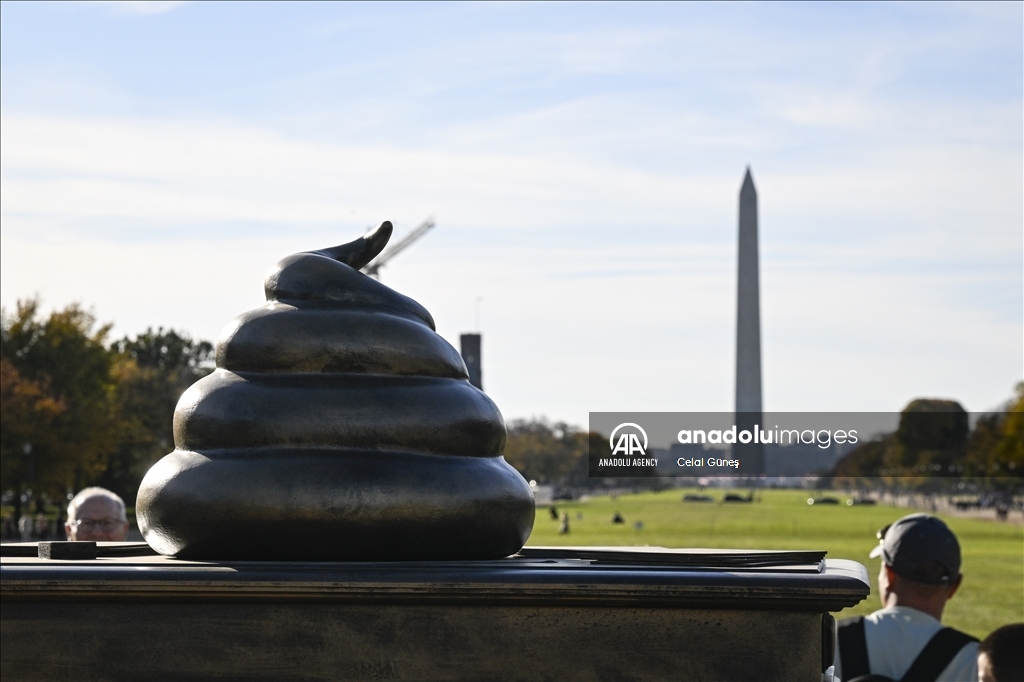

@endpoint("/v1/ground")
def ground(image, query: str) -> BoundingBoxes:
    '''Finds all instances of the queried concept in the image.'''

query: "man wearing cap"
[835,513,978,682]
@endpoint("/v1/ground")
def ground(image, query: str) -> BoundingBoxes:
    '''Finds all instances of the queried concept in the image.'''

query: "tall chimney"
[460,333,482,390]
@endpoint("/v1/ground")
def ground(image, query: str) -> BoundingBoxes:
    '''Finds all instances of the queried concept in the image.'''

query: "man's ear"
[883,564,900,587]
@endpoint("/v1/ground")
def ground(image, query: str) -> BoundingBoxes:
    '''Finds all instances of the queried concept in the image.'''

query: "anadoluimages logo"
[609,423,648,456]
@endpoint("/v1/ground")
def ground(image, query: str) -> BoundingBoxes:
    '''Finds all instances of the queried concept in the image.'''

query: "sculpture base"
[137,448,535,560]
[1,544,869,682]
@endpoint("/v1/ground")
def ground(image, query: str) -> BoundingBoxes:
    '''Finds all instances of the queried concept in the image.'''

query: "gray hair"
[67,487,127,522]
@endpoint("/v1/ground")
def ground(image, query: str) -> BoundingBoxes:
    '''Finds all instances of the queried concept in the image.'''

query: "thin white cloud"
[2,112,1018,252]
[81,1,188,17]
[0,113,730,229]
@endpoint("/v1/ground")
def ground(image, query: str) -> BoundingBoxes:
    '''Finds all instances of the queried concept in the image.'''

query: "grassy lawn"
[526,488,1023,639]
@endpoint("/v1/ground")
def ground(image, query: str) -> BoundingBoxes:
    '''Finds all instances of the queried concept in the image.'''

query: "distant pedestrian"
[550,506,559,520]
[978,623,1024,682]
[1,514,14,539]
[558,512,570,535]
[35,513,49,540]
[17,515,33,541]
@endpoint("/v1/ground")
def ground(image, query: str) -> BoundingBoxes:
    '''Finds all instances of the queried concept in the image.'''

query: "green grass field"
[526,488,1024,638]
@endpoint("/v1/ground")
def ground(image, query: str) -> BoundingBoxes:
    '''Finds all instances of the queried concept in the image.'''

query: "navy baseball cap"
[869,513,961,585]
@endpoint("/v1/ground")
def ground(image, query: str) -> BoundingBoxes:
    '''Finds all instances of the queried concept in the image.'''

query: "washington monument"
[735,168,764,474]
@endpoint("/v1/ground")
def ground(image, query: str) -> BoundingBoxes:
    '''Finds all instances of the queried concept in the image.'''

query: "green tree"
[965,413,1003,476]
[831,399,968,480]
[965,382,1024,484]
[884,399,968,474]
[97,329,214,500]
[833,390,1023,491]
[832,436,889,480]
[993,382,1024,472]
[1,299,121,502]
[503,419,589,485]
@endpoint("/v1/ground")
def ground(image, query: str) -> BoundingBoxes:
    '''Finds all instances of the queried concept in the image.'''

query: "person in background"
[65,487,129,542]
[17,514,33,541]
[978,623,1024,682]
[35,512,50,540]
[2,514,15,539]
[835,513,978,682]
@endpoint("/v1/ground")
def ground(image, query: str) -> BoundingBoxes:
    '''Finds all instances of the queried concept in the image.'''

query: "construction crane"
[361,218,435,278]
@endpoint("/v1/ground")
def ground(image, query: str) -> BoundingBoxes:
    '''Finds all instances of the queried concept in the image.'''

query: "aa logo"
[610,423,648,456]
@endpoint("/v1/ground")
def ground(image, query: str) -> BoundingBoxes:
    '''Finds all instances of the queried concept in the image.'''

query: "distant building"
[460,333,482,390]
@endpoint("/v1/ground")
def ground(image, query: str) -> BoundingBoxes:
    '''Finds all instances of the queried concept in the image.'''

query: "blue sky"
[2,1,1021,426]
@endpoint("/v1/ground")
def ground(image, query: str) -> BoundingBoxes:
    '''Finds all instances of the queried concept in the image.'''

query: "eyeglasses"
[69,518,125,532]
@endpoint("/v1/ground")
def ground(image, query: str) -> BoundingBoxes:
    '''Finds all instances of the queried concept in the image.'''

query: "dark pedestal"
[0,545,868,682]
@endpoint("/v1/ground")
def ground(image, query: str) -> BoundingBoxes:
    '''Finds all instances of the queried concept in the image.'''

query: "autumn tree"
[0,359,67,518]
[994,382,1024,472]
[0,300,121,505]
[97,329,214,499]
[832,390,1023,490]
[503,419,589,485]
[965,382,1024,485]
[2,302,217,507]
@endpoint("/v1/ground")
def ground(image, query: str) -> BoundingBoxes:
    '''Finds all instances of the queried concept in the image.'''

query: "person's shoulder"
[864,605,940,627]
[935,637,978,682]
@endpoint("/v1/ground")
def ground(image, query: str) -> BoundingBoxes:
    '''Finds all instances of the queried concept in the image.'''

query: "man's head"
[870,513,963,620]
[65,487,129,542]
[978,623,1024,682]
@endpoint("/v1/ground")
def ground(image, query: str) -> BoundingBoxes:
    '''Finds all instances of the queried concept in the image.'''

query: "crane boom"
[362,218,435,276]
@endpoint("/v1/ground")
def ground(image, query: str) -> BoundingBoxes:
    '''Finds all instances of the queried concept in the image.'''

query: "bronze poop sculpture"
[137,222,535,560]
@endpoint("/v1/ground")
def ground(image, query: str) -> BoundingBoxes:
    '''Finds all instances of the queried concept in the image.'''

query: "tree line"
[1,300,213,519]
[502,419,597,487]
[831,392,1024,490]
[3,299,1019,519]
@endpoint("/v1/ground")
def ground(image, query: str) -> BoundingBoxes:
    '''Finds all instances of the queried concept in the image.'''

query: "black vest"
[837,616,978,682]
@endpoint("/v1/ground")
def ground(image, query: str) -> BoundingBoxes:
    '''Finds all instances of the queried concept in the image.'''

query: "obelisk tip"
[741,166,756,195]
